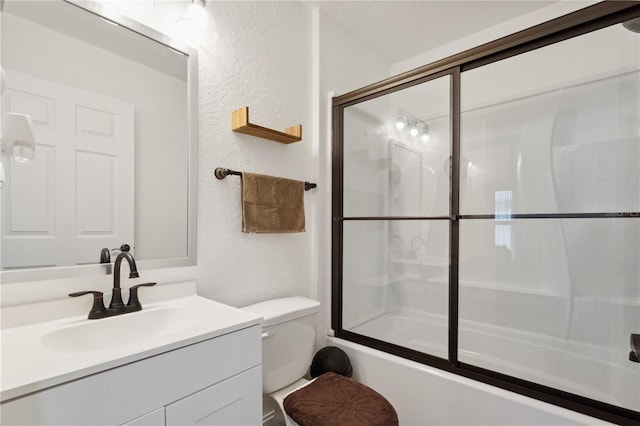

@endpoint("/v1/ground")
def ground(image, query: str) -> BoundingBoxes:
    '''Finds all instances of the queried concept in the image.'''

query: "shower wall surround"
[332,3,640,424]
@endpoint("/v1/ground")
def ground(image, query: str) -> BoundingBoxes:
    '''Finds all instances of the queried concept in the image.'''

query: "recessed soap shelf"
[231,106,302,144]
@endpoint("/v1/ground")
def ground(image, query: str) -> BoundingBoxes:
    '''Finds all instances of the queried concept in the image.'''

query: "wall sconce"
[421,124,431,143]
[394,110,432,145]
[1,113,36,163]
[175,0,208,32]
[409,120,419,137]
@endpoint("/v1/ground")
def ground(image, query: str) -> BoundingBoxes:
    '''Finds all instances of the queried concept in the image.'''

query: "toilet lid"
[283,372,398,426]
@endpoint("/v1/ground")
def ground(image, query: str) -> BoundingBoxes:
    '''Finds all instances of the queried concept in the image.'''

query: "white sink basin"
[1,286,263,403]
[41,306,205,353]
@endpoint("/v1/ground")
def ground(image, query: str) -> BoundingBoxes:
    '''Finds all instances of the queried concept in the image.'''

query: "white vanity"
[0,283,263,425]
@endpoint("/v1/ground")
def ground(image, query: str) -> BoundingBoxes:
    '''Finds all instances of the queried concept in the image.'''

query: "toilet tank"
[242,297,320,393]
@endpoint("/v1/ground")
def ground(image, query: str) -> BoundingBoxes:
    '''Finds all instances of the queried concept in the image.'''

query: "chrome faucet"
[69,251,156,319]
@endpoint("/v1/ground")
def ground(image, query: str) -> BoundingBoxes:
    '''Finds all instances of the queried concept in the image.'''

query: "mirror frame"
[1,0,198,284]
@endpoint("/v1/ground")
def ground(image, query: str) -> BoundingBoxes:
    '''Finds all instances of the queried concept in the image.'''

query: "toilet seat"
[268,378,315,426]
[283,372,398,426]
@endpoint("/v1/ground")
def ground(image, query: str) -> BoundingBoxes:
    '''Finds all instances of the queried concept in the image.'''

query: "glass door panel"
[459,218,639,411]
[343,220,450,359]
[343,75,451,218]
[459,21,640,413]
[341,73,453,359]
[460,25,640,216]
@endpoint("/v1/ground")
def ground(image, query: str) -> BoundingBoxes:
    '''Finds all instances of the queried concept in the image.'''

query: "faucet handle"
[127,282,157,312]
[69,291,106,320]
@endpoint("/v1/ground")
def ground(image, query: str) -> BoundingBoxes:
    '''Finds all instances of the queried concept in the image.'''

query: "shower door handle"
[630,333,640,363]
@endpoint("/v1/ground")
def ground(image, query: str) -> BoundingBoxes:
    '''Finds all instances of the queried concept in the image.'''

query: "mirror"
[1,0,197,283]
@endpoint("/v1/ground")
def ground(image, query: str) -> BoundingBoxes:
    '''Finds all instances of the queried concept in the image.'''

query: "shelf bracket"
[231,106,302,144]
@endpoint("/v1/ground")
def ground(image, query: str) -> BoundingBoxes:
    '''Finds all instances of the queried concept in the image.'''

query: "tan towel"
[241,172,305,233]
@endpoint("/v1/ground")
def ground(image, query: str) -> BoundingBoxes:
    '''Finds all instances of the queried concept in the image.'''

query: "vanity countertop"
[0,285,261,402]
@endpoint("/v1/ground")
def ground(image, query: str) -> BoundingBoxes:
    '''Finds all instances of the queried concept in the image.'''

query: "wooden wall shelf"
[231,106,302,144]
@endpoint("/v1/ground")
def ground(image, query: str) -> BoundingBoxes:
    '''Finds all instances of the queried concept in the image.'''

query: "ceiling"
[312,1,556,64]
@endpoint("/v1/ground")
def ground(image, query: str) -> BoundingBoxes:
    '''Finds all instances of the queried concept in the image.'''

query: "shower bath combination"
[333,3,640,423]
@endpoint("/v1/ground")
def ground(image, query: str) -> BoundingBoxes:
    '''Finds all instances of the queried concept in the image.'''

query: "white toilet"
[242,296,321,425]
[243,296,398,426]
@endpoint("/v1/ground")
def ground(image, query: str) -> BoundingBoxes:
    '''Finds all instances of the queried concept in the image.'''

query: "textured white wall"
[123,0,316,306]
[194,1,314,306]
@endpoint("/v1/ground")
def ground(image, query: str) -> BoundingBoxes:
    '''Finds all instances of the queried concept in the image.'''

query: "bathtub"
[327,335,617,425]
[347,308,638,410]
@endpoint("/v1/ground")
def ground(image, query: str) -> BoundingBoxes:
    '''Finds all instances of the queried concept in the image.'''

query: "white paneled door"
[1,71,134,269]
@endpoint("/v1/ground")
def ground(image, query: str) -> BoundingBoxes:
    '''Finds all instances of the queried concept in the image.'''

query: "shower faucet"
[408,236,426,259]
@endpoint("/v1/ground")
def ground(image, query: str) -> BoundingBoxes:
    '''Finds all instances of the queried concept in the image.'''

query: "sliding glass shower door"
[333,4,640,423]
[458,23,640,411]
[341,74,452,359]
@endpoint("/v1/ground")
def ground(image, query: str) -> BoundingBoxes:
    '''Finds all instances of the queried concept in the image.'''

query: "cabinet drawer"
[1,325,261,425]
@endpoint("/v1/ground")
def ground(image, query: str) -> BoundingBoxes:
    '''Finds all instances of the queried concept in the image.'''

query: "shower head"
[622,17,640,33]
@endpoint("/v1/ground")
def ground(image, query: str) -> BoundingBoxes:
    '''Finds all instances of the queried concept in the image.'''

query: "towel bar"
[215,167,317,191]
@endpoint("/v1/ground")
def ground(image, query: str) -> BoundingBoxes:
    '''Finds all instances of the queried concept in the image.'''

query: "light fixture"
[175,0,208,32]
[1,113,36,163]
[1,69,37,189]
[409,120,419,137]
[421,123,430,143]
[393,111,432,145]
[395,115,407,130]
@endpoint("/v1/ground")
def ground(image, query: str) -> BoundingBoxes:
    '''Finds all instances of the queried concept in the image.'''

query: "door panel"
[2,71,134,268]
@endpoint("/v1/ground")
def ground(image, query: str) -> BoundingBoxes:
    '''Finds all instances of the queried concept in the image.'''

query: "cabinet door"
[121,408,165,426]
[165,366,261,426]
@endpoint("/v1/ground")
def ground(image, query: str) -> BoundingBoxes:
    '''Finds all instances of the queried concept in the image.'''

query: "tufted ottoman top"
[283,372,398,426]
